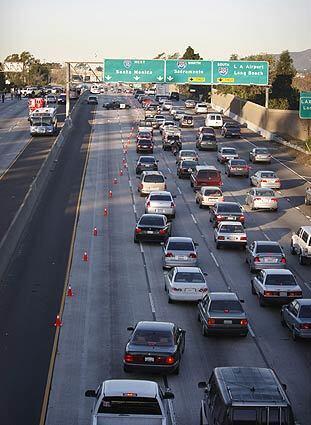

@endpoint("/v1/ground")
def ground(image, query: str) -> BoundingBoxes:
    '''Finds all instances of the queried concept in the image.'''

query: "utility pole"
[65,62,70,118]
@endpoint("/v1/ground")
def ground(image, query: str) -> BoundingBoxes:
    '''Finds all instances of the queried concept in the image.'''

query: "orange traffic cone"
[93,227,98,236]
[104,208,108,216]
[67,285,73,297]
[54,314,63,327]
[113,178,118,184]
[109,190,113,198]
[119,169,123,176]
[83,251,88,262]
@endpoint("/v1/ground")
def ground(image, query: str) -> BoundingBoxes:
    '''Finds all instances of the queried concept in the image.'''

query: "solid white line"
[262,232,271,241]
[148,292,156,313]
[167,399,177,425]
[295,206,300,210]
[139,243,144,253]
[210,252,219,268]
[248,324,256,338]
[177,187,182,194]
[133,204,136,214]
[167,167,172,173]
[129,180,132,188]
[191,213,197,224]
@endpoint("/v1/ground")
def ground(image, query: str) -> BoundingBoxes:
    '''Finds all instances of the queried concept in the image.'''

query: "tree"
[270,50,298,109]
[0,69,5,91]
[181,46,202,60]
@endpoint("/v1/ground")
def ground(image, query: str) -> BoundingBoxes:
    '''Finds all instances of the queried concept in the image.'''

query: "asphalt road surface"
[46,94,311,425]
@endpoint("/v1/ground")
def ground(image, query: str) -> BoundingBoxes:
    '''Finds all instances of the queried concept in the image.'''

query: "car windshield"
[204,189,222,196]
[226,122,239,128]
[183,116,192,120]
[255,189,275,196]
[256,244,282,254]
[182,161,196,168]
[217,204,241,213]
[140,157,155,164]
[174,272,205,283]
[219,224,244,233]
[139,216,164,226]
[210,300,243,312]
[150,194,171,201]
[144,175,164,183]
[138,140,152,145]
[139,132,151,137]
[265,274,296,286]
[167,241,194,251]
[132,329,173,346]
[231,160,246,166]
[261,172,276,178]
[299,306,311,318]
[222,149,236,154]
[98,397,162,415]
[181,151,196,156]
[198,171,219,178]
[89,97,97,101]
[255,148,269,154]
[202,134,215,140]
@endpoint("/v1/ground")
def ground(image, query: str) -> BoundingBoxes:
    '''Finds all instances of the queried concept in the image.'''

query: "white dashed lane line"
[148,292,156,314]
[210,252,220,268]
[191,213,197,224]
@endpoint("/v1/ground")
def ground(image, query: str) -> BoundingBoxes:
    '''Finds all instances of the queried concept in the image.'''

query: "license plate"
[144,357,154,362]
[236,168,243,171]
[147,231,154,234]
[280,291,287,297]
[155,209,165,213]
[185,288,195,292]
[264,257,277,263]
[176,256,188,260]
[224,320,232,324]
[228,216,235,220]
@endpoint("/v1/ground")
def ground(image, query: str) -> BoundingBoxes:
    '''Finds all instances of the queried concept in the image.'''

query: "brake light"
[264,290,279,296]
[165,252,173,257]
[135,227,142,233]
[271,198,278,202]
[254,197,261,201]
[199,287,208,292]
[240,236,247,240]
[218,236,225,240]
[239,216,245,222]
[254,256,260,262]
[240,319,248,326]
[165,356,175,365]
[124,354,134,362]
[289,291,302,297]
[275,178,280,182]
[139,183,143,189]
[146,201,151,207]
[300,323,311,329]
[261,179,267,182]
[171,202,175,207]
[216,215,223,220]
[159,229,167,235]
[171,287,182,292]
[189,253,197,258]
[207,318,215,325]
[281,257,286,264]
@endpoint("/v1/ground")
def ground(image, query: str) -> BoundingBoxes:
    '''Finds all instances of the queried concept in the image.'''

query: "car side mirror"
[136,176,140,179]
[85,389,96,398]
[127,326,134,331]
[194,242,199,247]
[282,383,287,392]
[163,390,174,400]
[198,381,207,389]
[239,299,245,303]
[203,272,208,276]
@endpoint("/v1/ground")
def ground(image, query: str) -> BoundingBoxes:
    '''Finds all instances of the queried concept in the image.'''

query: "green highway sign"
[103,59,165,83]
[165,60,212,84]
[212,61,269,85]
[299,92,311,119]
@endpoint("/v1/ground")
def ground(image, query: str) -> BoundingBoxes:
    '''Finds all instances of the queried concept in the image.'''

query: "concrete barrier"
[0,94,85,280]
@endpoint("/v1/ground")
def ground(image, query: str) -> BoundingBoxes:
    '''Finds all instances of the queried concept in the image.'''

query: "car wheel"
[173,364,180,375]
[259,295,266,307]
[227,172,231,177]
[292,327,298,341]
[190,181,193,187]
[305,197,310,205]
[249,178,253,186]
[123,364,132,373]
[251,280,256,294]
[249,264,255,273]
[299,253,306,265]
[280,312,286,327]
[171,213,175,219]
[199,203,203,209]
[168,295,173,304]
[290,242,296,255]
[196,198,199,204]
[216,242,221,249]
[201,322,208,337]
[134,237,139,244]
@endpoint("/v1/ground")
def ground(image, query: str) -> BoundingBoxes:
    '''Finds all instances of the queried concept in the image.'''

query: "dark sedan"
[136,139,154,154]
[281,299,311,340]
[221,122,241,138]
[225,159,250,177]
[123,321,185,374]
[209,202,245,227]
[134,214,171,243]
[102,101,131,109]
[198,292,248,336]
[136,156,158,174]
[177,160,197,179]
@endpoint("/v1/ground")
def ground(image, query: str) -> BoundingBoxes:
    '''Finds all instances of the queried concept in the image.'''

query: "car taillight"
[239,216,245,222]
[254,197,261,201]
[275,179,280,183]
[216,215,223,220]
[146,201,151,207]
[281,257,286,264]
[271,198,278,202]
[165,252,173,257]
[240,319,248,326]
[189,253,197,258]
[172,287,182,292]
[139,183,143,189]
[171,202,175,207]
[207,318,215,325]
[254,256,260,262]
[165,356,175,365]
[159,229,167,235]
[300,323,311,329]
[199,287,208,292]
[262,179,267,182]
[124,354,134,362]
[218,236,225,240]
[289,291,302,297]
[264,290,279,296]
[240,236,247,240]
[135,227,142,233]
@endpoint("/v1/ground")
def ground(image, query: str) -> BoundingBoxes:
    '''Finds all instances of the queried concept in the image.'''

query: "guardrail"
[0,94,86,280]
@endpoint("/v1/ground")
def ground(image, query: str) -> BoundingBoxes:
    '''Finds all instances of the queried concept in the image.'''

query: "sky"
[1,0,310,63]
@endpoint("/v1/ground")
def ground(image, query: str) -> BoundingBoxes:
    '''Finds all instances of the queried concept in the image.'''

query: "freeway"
[46,93,311,425]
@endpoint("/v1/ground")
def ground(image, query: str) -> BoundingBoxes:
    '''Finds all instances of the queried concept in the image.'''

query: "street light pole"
[65,62,70,118]
[265,86,269,109]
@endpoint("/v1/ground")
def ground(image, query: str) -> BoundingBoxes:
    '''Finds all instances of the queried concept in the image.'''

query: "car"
[87,95,98,105]
[162,237,199,269]
[195,186,224,208]
[198,292,248,336]
[159,121,175,135]
[170,91,180,100]
[196,126,216,139]
[180,114,194,127]
[190,166,222,191]
[281,299,311,340]
[250,170,281,189]
[138,171,166,196]
[162,100,173,111]
[251,269,302,307]
[164,267,208,303]
[217,147,238,163]
[245,188,278,211]
[145,191,176,219]
[154,114,166,128]
[305,186,311,205]
[138,120,154,135]
[205,113,223,128]
[221,122,241,137]
[195,103,208,114]
[249,147,271,163]
[123,321,185,374]
[102,101,131,109]
[145,104,158,117]
[290,226,311,265]
[196,133,217,151]
[173,110,184,121]
[137,130,152,141]
[246,240,287,272]
[136,156,158,174]
[214,221,247,249]
[225,159,250,177]
[162,134,181,151]
[176,150,198,164]
[57,94,66,104]
[145,116,157,128]
[184,99,196,108]
[209,202,245,227]
[177,160,197,179]
[134,89,145,98]
[134,214,171,243]
[136,139,153,154]
[162,125,181,140]
[46,94,57,104]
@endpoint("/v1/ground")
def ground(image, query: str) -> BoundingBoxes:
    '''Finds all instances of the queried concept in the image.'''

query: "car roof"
[195,165,218,171]
[180,150,196,154]
[299,226,311,232]
[201,186,221,190]
[136,321,175,331]
[174,267,203,273]
[221,146,236,150]
[149,191,171,196]
[255,240,280,246]
[216,201,240,206]
[168,237,194,243]
[142,171,163,175]
[208,292,239,300]
[218,221,244,227]
[296,298,311,306]
[258,170,275,174]
[138,155,155,160]
[103,379,159,398]
[229,158,246,162]
[262,269,293,275]
[140,213,165,219]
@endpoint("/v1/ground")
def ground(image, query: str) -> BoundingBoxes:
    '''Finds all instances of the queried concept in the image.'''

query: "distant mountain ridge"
[274,49,311,71]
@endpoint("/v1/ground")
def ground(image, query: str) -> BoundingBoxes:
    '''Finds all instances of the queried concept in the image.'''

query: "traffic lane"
[0,98,28,123]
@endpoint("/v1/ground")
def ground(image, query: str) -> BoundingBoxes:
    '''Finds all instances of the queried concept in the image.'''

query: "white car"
[250,171,281,189]
[245,188,278,210]
[290,226,311,265]
[46,95,57,103]
[195,103,208,114]
[162,100,173,111]
[185,99,196,108]
[164,267,208,303]
[205,113,223,128]
[214,221,247,249]
[195,186,224,208]
[217,147,239,163]
[145,191,176,219]
[159,120,175,134]
[138,171,167,196]
[176,150,199,164]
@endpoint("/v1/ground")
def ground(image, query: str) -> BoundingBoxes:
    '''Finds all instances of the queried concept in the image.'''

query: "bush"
[269,98,289,110]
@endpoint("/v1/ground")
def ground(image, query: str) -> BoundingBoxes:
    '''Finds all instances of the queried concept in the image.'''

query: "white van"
[205,113,223,128]
[138,171,167,196]
[195,103,208,114]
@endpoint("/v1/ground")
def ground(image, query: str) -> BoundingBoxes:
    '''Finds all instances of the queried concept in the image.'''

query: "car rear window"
[210,300,243,312]
[255,189,275,196]
[261,172,276,178]
[226,122,239,127]
[167,241,194,251]
[183,115,192,120]
[139,216,164,226]
[219,224,244,233]
[132,329,173,346]
[182,161,196,168]
[222,148,236,154]
[140,157,155,163]
[149,194,171,201]
[174,272,205,283]
[256,244,282,253]
[255,148,269,154]
[204,188,222,196]
[201,134,216,141]
[144,175,164,183]
[181,151,196,156]
[265,274,296,286]
[299,306,311,318]
[98,397,162,415]
[198,170,220,178]
[217,204,241,213]
[230,160,246,166]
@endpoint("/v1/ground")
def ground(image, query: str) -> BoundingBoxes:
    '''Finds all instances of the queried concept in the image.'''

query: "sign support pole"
[265,86,269,109]
[65,62,70,118]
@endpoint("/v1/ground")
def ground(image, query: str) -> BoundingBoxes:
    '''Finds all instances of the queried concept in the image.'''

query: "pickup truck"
[85,379,174,425]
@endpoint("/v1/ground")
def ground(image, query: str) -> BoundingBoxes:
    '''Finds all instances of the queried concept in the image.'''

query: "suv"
[190,166,222,191]
[138,171,166,197]
[290,226,311,265]
[198,367,296,425]
[205,113,223,128]
[305,187,311,205]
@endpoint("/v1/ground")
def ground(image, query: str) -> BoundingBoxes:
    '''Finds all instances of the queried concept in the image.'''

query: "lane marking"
[129,180,132,188]
[139,242,144,254]
[177,187,182,194]
[248,324,256,338]
[191,213,197,224]
[210,252,219,268]
[148,292,156,314]
[133,204,136,214]
[167,167,172,173]
[262,232,271,241]
[167,399,177,425]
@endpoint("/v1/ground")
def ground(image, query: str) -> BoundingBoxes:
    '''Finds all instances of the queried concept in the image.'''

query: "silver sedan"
[245,188,278,211]
[145,191,176,219]
[245,240,287,272]
[250,170,281,189]
[163,237,199,269]
[249,147,271,163]
[214,221,247,249]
